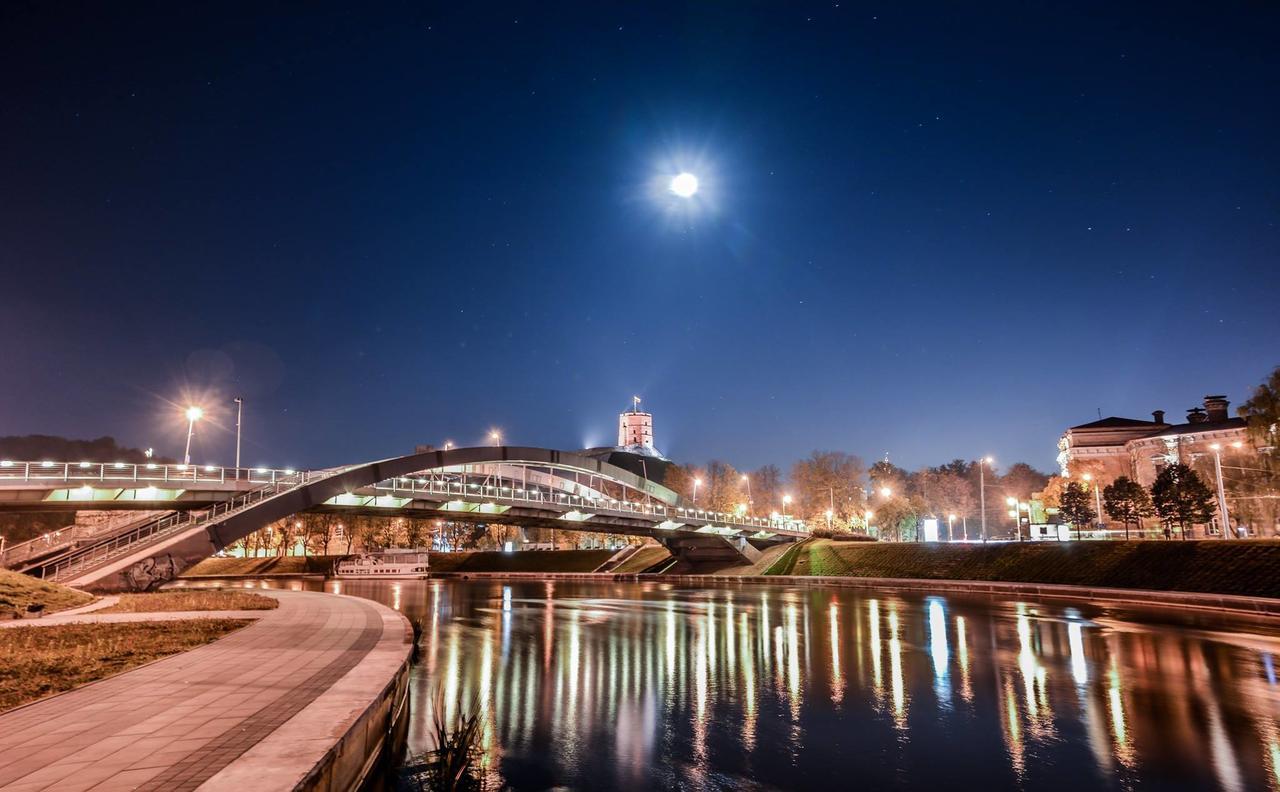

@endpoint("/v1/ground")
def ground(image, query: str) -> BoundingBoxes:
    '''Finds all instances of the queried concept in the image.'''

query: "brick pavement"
[0,590,402,792]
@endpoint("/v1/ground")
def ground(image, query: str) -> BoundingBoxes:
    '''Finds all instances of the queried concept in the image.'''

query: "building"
[580,397,672,484]
[1057,393,1269,535]
[1058,395,1248,487]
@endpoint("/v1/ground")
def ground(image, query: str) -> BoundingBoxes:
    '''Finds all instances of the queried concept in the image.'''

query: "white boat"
[333,549,429,579]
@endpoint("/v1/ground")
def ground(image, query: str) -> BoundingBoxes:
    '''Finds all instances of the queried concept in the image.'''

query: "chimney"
[1152,410,1165,424]
[1203,395,1230,422]
[1187,407,1208,424]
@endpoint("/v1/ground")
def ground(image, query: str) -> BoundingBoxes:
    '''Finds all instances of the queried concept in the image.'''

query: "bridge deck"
[0,589,410,791]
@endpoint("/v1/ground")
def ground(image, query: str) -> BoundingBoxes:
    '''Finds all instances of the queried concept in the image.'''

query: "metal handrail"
[1,511,169,568]
[0,460,304,486]
[373,476,810,534]
[43,469,334,582]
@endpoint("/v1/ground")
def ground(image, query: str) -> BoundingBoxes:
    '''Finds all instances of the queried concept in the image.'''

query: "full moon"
[669,172,699,198]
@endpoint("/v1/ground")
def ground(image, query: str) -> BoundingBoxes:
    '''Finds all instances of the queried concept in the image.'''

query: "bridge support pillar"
[658,533,762,568]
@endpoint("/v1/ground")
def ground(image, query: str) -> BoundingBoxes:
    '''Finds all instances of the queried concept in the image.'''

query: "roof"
[1069,416,1163,431]
[1136,416,1246,439]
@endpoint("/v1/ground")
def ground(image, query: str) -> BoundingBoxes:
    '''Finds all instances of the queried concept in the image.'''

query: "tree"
[747,464,784,515]
[1239,366,1280,456]
[789,451,866,523]
[872,494,926,542]
[1151,464,1216,539]
[1059,482,1096,541]
[702,460,746,513]
[917,469,975,524]
[1102,476,1153,540]
[1000,463,1050,504]
[868,460,910,498]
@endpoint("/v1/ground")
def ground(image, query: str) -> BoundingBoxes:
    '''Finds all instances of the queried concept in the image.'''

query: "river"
[198,577,1280,790]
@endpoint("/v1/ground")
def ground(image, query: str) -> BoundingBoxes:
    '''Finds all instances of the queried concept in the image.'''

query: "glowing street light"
[741,473,752,511]
[879,486,892,498]
[693,477,703,505]
[865,509,875,535]
[782,493,793,515]
[948,513,956,541]
[183,405,204,465]
[490,430,501,447]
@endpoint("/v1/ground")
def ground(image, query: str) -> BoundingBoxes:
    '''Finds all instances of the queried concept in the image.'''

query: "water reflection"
[199,578,1280,791]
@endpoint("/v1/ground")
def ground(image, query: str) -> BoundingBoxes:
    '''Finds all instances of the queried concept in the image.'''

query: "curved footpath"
[0,590,412,792]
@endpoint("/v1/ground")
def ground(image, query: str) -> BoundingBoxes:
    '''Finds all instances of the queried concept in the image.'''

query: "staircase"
[36,469,337,586]
[3,511,170,573]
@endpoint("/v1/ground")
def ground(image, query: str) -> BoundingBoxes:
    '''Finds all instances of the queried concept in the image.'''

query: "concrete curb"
[427,570,1280,617]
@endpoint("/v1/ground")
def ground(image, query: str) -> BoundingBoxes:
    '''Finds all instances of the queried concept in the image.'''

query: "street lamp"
[693,477,703,506]
[879,486,892,498]
[825,508,834,529]
[782,493,793,516]
[978,456,993,543]
[490,430,501,447]
[233,397,243,473]
[948,513,956,542]
[183,406,204,465]
[741,474,752,511]
[1082,473,1104,535]
[1209,444,1233,539]
[865,509,875,536]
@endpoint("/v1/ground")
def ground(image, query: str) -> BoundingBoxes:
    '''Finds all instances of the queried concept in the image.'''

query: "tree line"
[663,452,1051,540]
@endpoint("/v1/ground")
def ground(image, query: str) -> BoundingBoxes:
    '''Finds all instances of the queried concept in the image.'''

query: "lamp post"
[978,456,993,543]
[948,513,956,542]
[782,493,792,516]
[865,509,875,538]
[1082,473,1104,536]
[1006,496,1020,541]
[490,431,501,447]
[1209,443,1234,539]
[742,474,752,512]
[183,406,203,465]
[693,477,702,506]
[825,509,834,529]
[233,397,243,474]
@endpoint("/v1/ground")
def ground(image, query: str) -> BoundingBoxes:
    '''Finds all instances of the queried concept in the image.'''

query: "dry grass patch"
[0,619,249,712]
[0,568,93,617]
[99,590,278,613]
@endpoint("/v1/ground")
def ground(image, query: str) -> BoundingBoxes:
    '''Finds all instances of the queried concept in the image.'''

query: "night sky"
[3,3,1278,473]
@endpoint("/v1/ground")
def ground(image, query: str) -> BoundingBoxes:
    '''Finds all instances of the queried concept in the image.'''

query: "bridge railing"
[41,469,329,583]
[0,511,168,569]
[0,461,303,487]
[375,476,810,534]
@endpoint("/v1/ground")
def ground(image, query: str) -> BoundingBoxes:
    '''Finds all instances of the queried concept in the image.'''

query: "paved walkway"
[0,590,411,791]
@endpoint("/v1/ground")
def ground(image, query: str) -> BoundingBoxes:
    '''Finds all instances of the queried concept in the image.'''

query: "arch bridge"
[2,447,807,591]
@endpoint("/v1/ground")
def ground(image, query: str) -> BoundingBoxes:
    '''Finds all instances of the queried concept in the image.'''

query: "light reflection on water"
[200,577,1280,791]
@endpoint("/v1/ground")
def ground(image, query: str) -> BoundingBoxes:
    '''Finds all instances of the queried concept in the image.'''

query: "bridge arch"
[47,446,803,591]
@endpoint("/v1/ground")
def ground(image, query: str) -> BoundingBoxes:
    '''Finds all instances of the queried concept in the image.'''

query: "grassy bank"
[769,539,1280,598]
[182,555,343,577]
[0,619,248,712]
[100,590,277,613]
[0,569,93,617]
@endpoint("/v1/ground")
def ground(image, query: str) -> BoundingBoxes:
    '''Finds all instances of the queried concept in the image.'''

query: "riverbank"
[768,538,1280,599]
[183,549,619,578]
[0,589,412,791]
